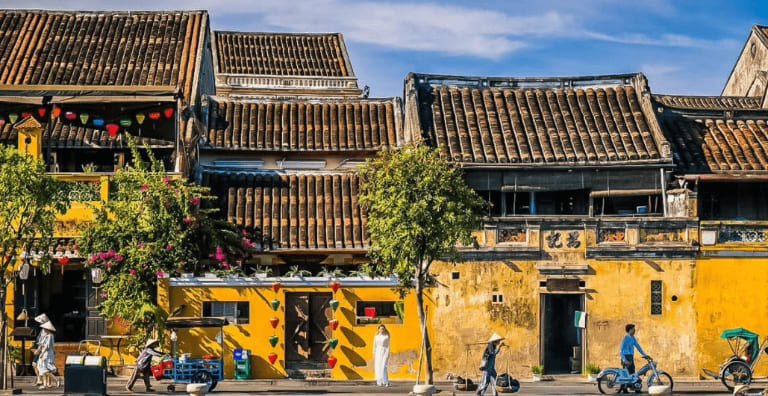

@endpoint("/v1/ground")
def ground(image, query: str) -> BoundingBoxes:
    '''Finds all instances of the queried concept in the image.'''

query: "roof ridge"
[214,30,342,36]
[0,9,208,14]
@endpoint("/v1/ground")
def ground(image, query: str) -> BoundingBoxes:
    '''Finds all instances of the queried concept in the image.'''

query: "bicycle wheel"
[597,372,619,394]
[191,370,214,390]
[648,372,673,390]
[721,360,751,391]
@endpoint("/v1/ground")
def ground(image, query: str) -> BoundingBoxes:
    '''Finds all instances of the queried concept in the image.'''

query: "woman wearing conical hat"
[36,321,59,389]
[477,333,505,396]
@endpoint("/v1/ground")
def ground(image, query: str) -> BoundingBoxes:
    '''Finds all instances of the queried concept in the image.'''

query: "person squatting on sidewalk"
[477,333,505,396]
[126,339,165,393]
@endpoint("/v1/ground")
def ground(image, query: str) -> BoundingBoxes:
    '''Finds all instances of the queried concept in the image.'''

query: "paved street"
[9,376,743,395]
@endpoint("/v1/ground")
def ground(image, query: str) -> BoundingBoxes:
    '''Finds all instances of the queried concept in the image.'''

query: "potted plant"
[585,363,600,381]
[531,365,543,381]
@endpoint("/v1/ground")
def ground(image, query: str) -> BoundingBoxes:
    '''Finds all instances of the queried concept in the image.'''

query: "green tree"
[0,144,70,389]
[76,136,248,346]
[358,144,484,385]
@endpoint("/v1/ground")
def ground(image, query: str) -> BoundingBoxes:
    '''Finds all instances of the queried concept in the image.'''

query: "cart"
[702,328,768,391]
[161,317,228,392]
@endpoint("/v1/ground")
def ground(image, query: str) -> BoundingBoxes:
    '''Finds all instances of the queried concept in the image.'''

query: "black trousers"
[126,365,152,391]
[622,354,635,374]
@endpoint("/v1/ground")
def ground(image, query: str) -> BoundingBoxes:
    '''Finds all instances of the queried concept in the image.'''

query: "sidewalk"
[8,374,735,395]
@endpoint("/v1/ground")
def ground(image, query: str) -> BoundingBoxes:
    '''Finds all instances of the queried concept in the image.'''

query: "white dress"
[373,333,390,385]
[37,332,56,374]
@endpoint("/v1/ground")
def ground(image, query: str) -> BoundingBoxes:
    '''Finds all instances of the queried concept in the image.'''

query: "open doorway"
[540,293,584,374]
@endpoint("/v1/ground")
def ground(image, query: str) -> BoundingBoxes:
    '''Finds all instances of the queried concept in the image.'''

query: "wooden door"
[285,292,332,364]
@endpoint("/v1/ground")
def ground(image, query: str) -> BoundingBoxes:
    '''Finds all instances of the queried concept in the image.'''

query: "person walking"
[126,339,165,393]
[31,313,50,386]
[373,324,390,387]
[619,324,647,394]
[36,321,59,389]
[477,333,505,396]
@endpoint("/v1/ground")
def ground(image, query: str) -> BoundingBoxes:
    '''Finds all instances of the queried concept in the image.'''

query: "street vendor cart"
[159,317,228,392]
[702,328,768,391]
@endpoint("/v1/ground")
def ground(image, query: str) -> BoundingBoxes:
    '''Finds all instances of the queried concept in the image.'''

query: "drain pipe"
[660,167,668,217]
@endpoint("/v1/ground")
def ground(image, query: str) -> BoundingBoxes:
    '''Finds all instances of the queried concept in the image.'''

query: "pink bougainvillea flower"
[215,251,226,261]
[105,262,112,267]
[129,269,136,275]
[107,249,114,257]
[184,217,192,223]
[189,197,200,205]
[162,177,170,183]
[166,244,173,249]
[139,184,148,191]
[164,203,170,208]
[114,255,123,261]
[137,243,144,248]
[156,270,164,277]
[100,293,106,298]
[242,229,247,235]
[176,268,182,273]
[98,252,106,260]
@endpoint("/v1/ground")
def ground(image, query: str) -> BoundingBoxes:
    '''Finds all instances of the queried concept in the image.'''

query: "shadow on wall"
[252,356,285,378]
[340,345,367,367]
[340,327,367,348]
[340,365,363,379]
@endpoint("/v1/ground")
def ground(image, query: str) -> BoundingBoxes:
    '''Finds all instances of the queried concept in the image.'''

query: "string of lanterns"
[267,280,282,365]
[0,106,174,137]
[328,279,341,369]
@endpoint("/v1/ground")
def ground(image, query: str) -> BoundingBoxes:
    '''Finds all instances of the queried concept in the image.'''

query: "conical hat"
[146,339,159,348]
[488,333,505,343]
[34,313,49,324]
[41,322,55,332]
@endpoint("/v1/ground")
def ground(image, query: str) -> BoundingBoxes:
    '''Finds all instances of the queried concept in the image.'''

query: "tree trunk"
[0,286,7,390]
[415,277,433,384]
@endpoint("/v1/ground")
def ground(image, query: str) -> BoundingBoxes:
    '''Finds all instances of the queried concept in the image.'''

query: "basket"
[455,383,477,391]
[495,378,520,393]
[150,364,164,379]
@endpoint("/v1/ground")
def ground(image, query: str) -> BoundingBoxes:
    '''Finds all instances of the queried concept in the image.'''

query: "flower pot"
[532,374,541,382]
[587,374,596,382]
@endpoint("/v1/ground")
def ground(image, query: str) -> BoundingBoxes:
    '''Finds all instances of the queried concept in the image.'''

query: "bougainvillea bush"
[76,136,251,346]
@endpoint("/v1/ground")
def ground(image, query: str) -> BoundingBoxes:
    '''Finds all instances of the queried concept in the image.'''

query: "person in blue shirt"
[619,324,647,393]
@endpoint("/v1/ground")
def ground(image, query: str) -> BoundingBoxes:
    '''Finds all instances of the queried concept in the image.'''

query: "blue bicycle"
[597,355,673,394]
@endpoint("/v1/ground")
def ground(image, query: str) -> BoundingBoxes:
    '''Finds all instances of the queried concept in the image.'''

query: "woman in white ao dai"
[373,324,390,386]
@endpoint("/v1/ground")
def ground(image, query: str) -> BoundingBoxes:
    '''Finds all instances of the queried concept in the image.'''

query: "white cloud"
[586,31,739,49]
[641,63,682,76]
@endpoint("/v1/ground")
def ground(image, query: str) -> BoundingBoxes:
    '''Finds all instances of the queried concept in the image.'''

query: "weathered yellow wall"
[162,281,432,379]
[695,256,768,377]
[430,256,697,379]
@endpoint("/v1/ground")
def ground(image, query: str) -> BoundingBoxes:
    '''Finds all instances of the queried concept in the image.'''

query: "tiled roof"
[202,171,367,250]
[205,97,399,151]
[412,74,667,164]
[659,114,768,173]
[653,94,762,110]
[0,120,173,148]
[214,31,351,77]
[0,10,205,94]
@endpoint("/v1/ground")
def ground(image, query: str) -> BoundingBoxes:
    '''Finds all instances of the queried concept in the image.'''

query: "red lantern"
[51,106,61,118]
[271,281,282,292]
[164,108,174,118]
[21,112,33,118]
[58,256,69,264]
[38,108,46,118]
[106,124,119,137]
[267,352,278,365]
[148,112,161,120]
[269,317,279,328]
[330,280,340,293]
[364,307,376,318]
[329,319,339,331]
[327,355,337,369]
[65,111,77,120]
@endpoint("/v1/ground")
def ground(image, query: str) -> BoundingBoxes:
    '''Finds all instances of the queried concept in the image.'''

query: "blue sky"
[1,0,766,98]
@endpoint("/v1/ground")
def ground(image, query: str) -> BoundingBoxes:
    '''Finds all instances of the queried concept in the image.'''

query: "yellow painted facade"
[157,277,433,380]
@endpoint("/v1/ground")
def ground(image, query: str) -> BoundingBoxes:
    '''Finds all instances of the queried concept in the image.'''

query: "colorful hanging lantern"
[148,112,161,120]
[106,124,119,137]
[57,256,69,264]
[330,280,341,293]
[0,119,5,128]
[119,119,132,127]
[329,319,339,331]
[38,108,46,118]
[8,113,17,124]
[79,113,89,125]
[135,113,146,125]
[329,299,339,312]
[269,317,279,328]
[21,112,33,118]
[267,352,278,365]
[268,335,279,347]
[65,111,77,120]
[327,355,337,369]
[93,118,105,126]
[271,281,282,292]
[164,108,174,118]
[270,299,280,311]
[328,337,338,349]
[51,106,61,118]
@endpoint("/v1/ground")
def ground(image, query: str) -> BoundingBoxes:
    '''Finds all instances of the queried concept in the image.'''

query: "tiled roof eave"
[458,159,675,169]
[199,146,386,153]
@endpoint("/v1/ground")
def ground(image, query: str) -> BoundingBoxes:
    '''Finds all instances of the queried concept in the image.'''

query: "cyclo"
[702,328,768,391]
